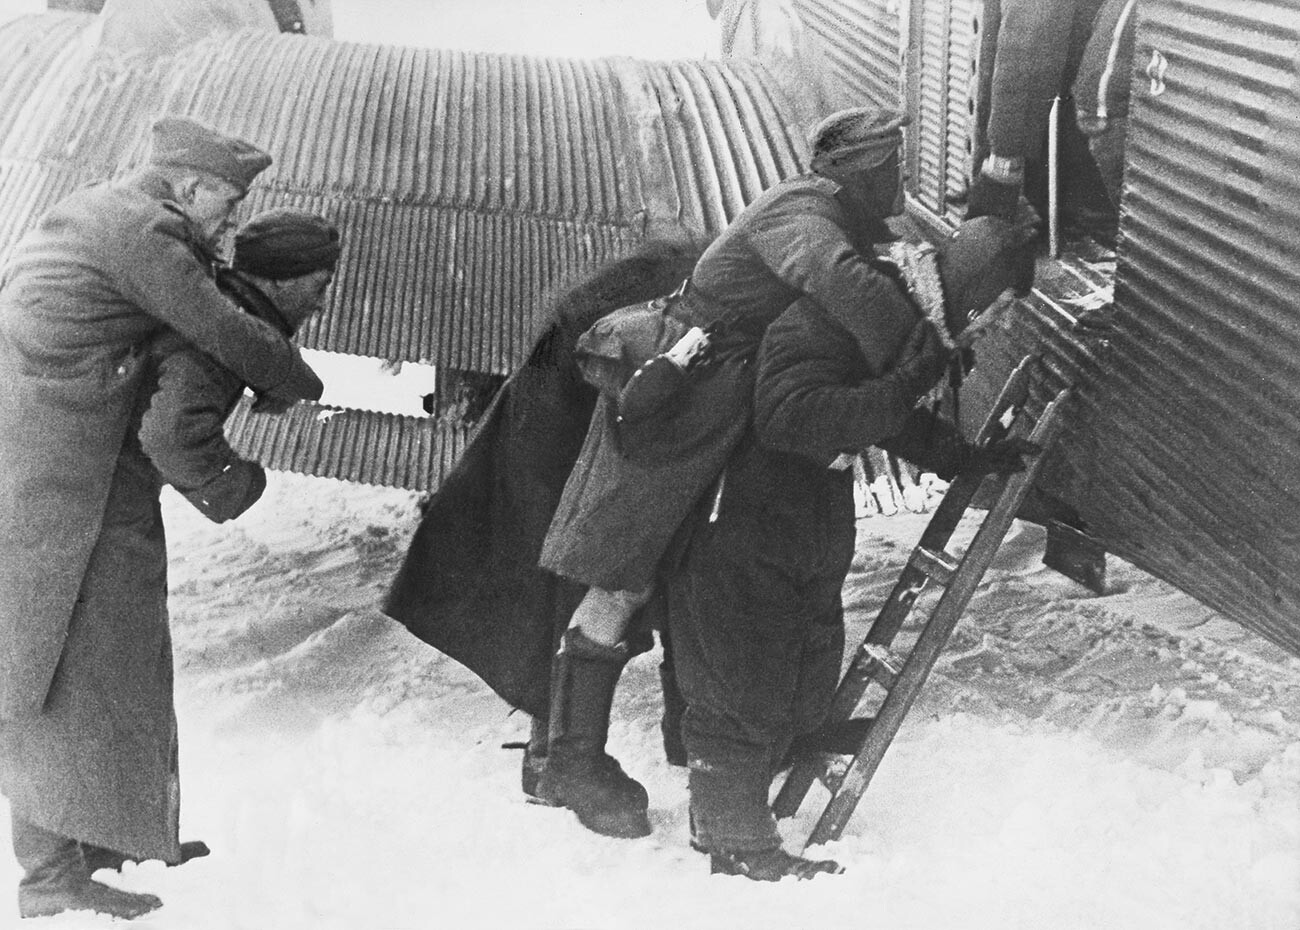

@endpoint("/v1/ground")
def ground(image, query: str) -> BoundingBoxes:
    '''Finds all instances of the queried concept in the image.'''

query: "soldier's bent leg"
[12,816,162,920]
[567,585,651,646]
[536,628,652,838]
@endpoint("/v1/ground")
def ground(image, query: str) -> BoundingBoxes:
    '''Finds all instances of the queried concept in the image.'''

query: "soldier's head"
[937,211,1039,345]
[232,209,342,330]
[808,107,909,219]
[148,115,272,248]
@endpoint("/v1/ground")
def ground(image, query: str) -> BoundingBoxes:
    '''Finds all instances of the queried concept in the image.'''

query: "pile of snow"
[1,3,1296,927]
[7,473,1295,929]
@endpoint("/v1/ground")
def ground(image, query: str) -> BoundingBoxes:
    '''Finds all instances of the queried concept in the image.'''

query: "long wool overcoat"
[0,171,321,859]
[383,240,703,717]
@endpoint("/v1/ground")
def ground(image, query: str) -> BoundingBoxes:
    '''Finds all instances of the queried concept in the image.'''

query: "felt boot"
[536,629,651,838]
[12,818,162,920]
[708,847,844,882]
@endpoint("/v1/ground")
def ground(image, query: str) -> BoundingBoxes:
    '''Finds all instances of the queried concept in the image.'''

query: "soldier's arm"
[138,342,267,522]
[752,304,920,466]
[116,212,322,402]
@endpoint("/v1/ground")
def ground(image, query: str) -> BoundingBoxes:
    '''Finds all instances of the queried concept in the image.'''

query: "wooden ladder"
[772,355,1073,850]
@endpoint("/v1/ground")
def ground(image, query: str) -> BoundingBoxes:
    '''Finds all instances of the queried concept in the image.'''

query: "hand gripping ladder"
[772,356,1073,850]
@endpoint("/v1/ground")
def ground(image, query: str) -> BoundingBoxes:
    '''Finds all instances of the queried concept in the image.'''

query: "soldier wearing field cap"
[0,116,323,920]
[668,213,1041,882]
[139,208,341,524]
[528,106,954,841]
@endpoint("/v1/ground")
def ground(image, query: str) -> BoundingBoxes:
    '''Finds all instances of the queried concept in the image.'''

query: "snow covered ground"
[3,473,1297,930]
[1,1,1298,928]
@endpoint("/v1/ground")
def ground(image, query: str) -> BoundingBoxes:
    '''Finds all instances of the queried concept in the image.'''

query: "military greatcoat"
[0,170,321,859]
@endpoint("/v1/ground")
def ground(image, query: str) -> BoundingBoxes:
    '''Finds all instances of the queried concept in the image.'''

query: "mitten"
[181,460,268,523]
[954,436,1043,476]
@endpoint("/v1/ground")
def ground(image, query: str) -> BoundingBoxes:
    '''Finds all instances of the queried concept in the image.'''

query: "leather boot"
[81,839,211,873]
[709,847,844,882]
[12,818,162,920]
[535,629,651,838]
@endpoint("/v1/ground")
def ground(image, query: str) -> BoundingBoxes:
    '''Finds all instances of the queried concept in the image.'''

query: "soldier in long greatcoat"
[0,116,322,921]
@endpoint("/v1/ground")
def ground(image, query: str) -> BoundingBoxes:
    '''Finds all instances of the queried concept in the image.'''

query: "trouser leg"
[683,708,781,854]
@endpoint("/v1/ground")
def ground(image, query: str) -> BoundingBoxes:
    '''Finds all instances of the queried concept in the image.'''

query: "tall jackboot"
[12,817,162,920]
[535,629,652,838]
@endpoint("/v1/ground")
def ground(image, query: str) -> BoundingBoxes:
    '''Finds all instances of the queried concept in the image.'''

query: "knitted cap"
[233,208,341,280]
[808,107,908,172]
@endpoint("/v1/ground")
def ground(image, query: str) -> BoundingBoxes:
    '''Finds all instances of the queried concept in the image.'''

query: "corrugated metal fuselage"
[2,3,1299,658]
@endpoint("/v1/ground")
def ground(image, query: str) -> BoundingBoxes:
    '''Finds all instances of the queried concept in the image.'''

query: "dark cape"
[382,239,704,717]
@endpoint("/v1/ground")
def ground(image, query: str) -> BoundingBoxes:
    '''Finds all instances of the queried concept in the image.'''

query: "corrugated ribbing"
[1067,0,1300,654]
[239,187,642,371]
[225,397,474,491]
[909,0,976,220]
[635,57,805,230]
[161,32,635,221]
[0,161,106,264]
[791,0,902,109]
[0,14,98,161]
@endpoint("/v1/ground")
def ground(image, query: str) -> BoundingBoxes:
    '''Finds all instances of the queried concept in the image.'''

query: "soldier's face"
[268,268,335,330]
[187,179,245,248]
[846,151,904,219]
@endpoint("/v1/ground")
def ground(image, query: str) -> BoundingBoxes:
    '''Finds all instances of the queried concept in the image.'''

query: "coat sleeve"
[115,211,322,401]
[745,194,919,373]
[137,340,267,522]
[1072,0,1140,132]
[753,306,917,466]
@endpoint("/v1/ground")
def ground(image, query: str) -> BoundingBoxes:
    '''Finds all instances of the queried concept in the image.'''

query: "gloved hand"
[181,460,268,523]
[887,320,953,403]
[965,173,1022,222]
[954,436,1043,476]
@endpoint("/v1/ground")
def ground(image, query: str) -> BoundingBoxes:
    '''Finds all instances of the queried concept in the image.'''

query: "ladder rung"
[910,546,959,585]
[860,643,901,688]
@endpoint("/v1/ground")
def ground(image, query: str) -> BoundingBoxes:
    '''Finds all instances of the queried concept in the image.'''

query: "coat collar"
[214,266,295,336]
